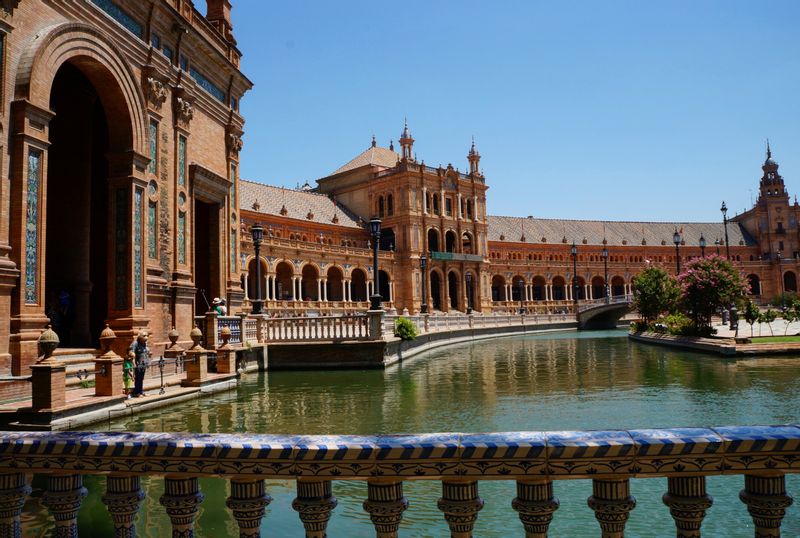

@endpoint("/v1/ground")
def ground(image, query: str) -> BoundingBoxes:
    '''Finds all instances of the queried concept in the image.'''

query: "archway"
[552,277,566,301]
[380,228,395,251]
[445,230,457,253]
[427,229,440,252]
[574,276,586,300]
[275,262,294,300]
[430,271,443,310]
[783,271,797,293]
[465,271,476,311]
[746,274,760,296]
[591,276,606,299]
[461,232,473,254]
[611,276,626,297]
[532,276,546,301]
[301,265,319,301]
[448,271,459,310]
[491,275,506,302]
[326,266,344,301]
[351,269,367,302]
[246,258,268,301]
[379,270,391,302]
[511,276,525,302]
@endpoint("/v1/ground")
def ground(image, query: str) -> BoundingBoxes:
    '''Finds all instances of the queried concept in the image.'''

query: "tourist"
[129,331,150,398]
[212,297,228,315]
[122,354,133,399]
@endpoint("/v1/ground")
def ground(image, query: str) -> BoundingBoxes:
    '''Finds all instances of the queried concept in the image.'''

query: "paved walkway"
[714,318,800,338]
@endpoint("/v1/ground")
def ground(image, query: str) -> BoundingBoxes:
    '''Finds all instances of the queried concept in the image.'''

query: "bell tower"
[468,138,481,176]
[399,120,414,162]
[759,142,787,201]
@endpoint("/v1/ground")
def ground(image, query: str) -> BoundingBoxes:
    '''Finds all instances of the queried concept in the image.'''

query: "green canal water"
[22,330,800,536]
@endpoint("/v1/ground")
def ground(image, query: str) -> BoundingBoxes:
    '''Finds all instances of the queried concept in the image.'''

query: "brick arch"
[17,22,147,156]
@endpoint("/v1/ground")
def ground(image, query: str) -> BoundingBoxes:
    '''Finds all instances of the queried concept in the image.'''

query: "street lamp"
[601,243,609,300]
[466,272,473,314]
[369,217,382,310]
[250,223,264,314]
[721,201,730,259]
[420,255,428,314]
[673,228,682,274]
[517,279,524,314]
[571,242,578,307]
[714,238,720,256]
[699,234,706,258]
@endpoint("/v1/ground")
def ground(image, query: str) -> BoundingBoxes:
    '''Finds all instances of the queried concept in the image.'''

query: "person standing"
[129,331,150,397]
[122,354,133,398]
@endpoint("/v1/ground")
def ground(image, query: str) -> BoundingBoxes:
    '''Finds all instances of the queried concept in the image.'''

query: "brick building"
[0,0,250,375]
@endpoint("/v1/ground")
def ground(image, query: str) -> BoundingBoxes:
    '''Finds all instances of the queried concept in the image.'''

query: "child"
[123,354,133,398]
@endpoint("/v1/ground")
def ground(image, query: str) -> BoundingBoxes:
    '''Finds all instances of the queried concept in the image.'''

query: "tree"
[678,255,749,334]
[632,267,680,326]
[742,299,760,337]
[757,308,777,336]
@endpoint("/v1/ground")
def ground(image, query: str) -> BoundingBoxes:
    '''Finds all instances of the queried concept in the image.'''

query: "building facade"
[0,0,250,374]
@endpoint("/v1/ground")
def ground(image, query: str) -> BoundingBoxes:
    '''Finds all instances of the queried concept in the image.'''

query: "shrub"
[632,267,680,325]
[661,312,693,335]
[394,317,418,341]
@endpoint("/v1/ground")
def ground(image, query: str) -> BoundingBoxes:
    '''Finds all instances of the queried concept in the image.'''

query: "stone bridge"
[577,294,634,330]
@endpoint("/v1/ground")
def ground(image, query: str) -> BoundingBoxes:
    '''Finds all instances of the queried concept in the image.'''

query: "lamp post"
[420,255,428,314]
[714,238,720,256]
[673,228,682,274]
[517,279,524,314]
[369,217,382,310]
[466,272,473,314]
[571,242,578,308]
[721,201,730,259]
[250,223,264,314]
[601,243,609,300]
[699,234,706,258]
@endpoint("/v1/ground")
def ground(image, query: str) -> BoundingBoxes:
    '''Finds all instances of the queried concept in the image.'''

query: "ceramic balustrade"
[260,313,374,342]
[0,425,796,537]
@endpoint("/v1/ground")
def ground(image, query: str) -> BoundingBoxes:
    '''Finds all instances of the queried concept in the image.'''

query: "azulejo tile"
[630,428,724,475]
[293,435,377,462]
[712,425,800,473]
[374,433,461,461]
[458,432,547,478]
[546,430,636,478]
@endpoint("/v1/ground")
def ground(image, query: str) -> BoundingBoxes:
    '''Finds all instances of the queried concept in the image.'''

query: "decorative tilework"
[90,0,143,38]
[24,150,41,305]
[230,230,237,274]
[134,188,143,308]
[148,120,157,174]
[114,188,128,309]
[147,201,157,259]
[178,212,186,265]
[189,67,225,102]
[629,428,723,475]
[178,136,186,187]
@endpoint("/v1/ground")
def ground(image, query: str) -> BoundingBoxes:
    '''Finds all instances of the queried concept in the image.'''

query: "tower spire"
[399,119,414,162]
[767,138,772,160]
[467,136,481,175]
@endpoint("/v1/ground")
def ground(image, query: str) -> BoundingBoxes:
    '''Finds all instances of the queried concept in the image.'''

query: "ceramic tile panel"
[372,433,462,478]
[213,434,301,477]
[459,432,547,478]
[293,435,377,478]
[712,425,800,473]
[630,428,724,475]
[545,430,636,477]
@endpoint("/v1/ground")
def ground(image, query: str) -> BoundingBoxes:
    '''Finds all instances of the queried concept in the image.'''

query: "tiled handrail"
[261,313,372,342]
[577,293,634,313]
[0,425,796,536]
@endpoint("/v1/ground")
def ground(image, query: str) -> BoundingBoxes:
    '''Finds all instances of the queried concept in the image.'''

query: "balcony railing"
[0,425,796,536]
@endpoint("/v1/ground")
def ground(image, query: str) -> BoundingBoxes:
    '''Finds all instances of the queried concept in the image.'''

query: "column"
[440,190,445,215]
[473,195,479,221]
[0,473,31,537]
[512,480,559,538]
[42,474,87,537]
[227,479,272,538]
[292,480,337,538]
[343,280,349,302]
[362,480,408,538]
[159,477,204,537]
[739,474,793,537]
[587,479,636,538]
[316,278,322,302]
[103,475,145,538]
[457,193,463,219]
[389,281,394,302]
[422,187,428,214]
[322,279,328,302]
[242,274,249,301]
[437,481,484,538]
[662,476,713,538]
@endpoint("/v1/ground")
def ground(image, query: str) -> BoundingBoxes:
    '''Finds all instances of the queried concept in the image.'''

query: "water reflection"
[29,330,797,536]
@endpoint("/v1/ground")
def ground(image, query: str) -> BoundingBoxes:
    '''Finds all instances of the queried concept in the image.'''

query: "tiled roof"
[239,180,363,229]
[331,146,400,176]
[487,215,755,248]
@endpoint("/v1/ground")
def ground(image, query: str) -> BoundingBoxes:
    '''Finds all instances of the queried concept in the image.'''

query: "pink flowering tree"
[678,255,749,333]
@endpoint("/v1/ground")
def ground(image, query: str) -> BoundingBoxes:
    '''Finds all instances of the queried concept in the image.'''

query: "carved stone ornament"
[227,132,244,156]
[176,96,194,125]
[145,76,168,109]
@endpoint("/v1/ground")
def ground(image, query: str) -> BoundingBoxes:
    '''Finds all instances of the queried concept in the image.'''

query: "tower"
[759,141,787,201]
[468,138,481,175]
[399,120,414,162]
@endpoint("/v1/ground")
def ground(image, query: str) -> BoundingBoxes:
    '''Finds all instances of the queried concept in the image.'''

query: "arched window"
[377,196,385,218]
[386,194,394,216]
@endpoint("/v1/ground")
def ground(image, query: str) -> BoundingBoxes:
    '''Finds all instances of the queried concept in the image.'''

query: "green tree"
[632,266,680,327]
[742,299,760,337]
[757,308,777,336]
[678,256,749,334]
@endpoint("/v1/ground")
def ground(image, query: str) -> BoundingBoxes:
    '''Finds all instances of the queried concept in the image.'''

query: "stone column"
[662,476,713,538]
[342,280,348,302]
[102,475,145,538]
[739,474,794,537]
[362,480,408,538]
[512,480,559,538]
[437,481,484,538]
[0,473,31,537]
[159,477,204,538]
[587,479,636,538]
[292,480,337,538]
[226,479,272,538]
[316,278,322,302]
[422,187,428,214]
[41,474,87,537]
[457,193,463,219]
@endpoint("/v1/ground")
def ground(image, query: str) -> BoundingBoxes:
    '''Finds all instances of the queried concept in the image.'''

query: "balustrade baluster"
[226,479,272,537]
[102,475,145,538]
[587,478,636,538]
[662,476,713,538]
[292,479,337,538]
[0,473,30,538]
[511,479,559,538]
[362,480,408,538]
[437,480,484,538]
[739,474,793,537]
[159,477,204,537]
[41,474,87,538]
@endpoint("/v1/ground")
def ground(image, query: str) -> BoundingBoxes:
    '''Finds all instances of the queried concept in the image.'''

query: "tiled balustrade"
[0,425,796,536]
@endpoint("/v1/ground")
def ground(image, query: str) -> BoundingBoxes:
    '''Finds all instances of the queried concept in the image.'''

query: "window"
[230,96,239,111]
[445,197,453,216]
[387,194,394,216]
[179,54,189,72]
[162,45,174,61]
[150,33,161,50]
[378,196,385,218]
[91,0,143,38]
[432,196,439,215]
[148,119,158,174]
[189,66,226,102]
[178,135,187,187]
[779,241,784,251]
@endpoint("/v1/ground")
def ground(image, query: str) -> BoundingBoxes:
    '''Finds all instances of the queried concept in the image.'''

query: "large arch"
[275,262,294,300]
[511,275,525,302]
[611,276,626,297]
[430,270,443,311]
[552,276,566,301]
[326,266,344,302]
[351,268,368,302]
[448,271,459,310]
[784,271,797,293]
[532,276,546,301]
[445,230,457,253]
[246,257,268,301]
[574,276,586,300]
[491,275,506,302]
[427,228,440,252]
[591,276,606,299]
[301,265,320,301]
[746,274,760,296]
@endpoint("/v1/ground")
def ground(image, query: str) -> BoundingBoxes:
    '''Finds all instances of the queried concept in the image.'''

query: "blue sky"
[219,1,799,222]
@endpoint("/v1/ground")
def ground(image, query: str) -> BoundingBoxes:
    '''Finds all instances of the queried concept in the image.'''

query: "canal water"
[23,330,800,536]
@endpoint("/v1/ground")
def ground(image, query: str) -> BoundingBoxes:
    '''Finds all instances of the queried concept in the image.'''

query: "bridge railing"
[577,293,634,313]
[260,313,373,342]
[382,312,574,336]
[0,425,796,537]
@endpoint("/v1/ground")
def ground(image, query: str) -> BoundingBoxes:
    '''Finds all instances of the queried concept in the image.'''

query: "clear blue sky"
[218,1,799,222]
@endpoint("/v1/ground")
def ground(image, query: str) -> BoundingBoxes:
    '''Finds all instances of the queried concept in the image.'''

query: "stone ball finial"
[168,327,180,347]
[189,325,203,350]
[99,324,116,354]
[220,326,232,346]
[37,325,59,361]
